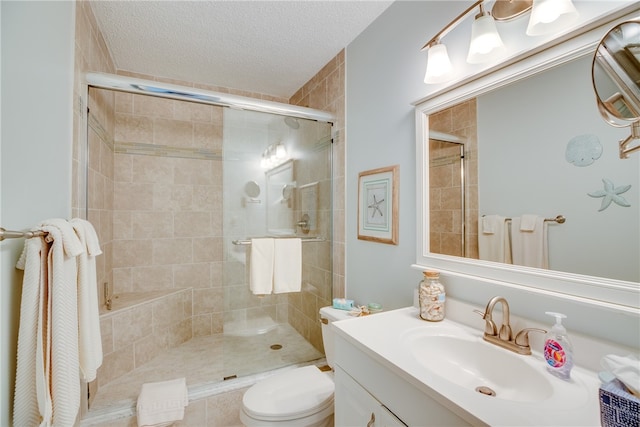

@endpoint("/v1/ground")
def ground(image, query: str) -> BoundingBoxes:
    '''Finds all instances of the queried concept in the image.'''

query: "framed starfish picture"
[357,165,399,245]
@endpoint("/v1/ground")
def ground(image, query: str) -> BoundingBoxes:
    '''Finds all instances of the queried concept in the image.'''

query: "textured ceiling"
[90,1,394,98]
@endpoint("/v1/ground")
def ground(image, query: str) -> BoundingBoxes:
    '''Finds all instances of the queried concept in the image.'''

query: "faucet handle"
[499,324,513,341]
[473,309,497,336]
[514,328,547,348]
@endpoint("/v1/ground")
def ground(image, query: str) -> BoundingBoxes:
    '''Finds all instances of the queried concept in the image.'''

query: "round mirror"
[592,20,640,124]
[282,184,294,201]
[244,180,261,198]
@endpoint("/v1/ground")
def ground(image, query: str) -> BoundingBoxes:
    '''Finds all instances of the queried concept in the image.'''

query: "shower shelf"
[98,288,190,317]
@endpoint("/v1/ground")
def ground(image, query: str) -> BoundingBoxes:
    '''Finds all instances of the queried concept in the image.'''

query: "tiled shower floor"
[89,323,324,413]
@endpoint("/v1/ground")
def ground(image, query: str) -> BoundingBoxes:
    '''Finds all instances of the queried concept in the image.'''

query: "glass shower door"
[221,109,333,380]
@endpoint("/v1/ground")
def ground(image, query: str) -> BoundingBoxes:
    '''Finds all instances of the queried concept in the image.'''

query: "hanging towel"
[273,238,302,293]
[14,219,85,427]
[250,238,274,295]
[520,214,538,231]
[481,215,498,234]
[14,234,52,427]
[70,218,103,382]
[136,377,189,427]
[511,215,549,269]
[42,219,85,426]
[478,215,512,263]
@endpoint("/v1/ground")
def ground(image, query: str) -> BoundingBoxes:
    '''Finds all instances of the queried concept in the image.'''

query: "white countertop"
[332,307,602,427]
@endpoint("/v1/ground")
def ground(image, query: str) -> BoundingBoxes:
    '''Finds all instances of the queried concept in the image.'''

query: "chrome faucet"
[474,296,545,355]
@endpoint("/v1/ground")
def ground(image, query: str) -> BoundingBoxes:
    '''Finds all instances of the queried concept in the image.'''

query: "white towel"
[14,234,52,427]
[41,219,85,427]
[273,238,302,293]
[70,218,103,382]
[137,378,188,427]
[520,214,538,231]
[250,238,274,295]
[14,219,85,427]
[481,215,498,234]
[511,216,548,269]
[478,215,512,263]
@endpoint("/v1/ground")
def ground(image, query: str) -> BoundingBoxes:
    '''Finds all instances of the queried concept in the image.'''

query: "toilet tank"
[319,306,351,368]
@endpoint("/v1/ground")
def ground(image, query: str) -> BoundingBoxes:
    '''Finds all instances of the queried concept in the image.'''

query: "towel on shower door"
[70,218,103,382]
[136,377,188,427]
[478,215,512,263]
[511,215,549,269]
[273,238,302,293]
[250,238,275,295]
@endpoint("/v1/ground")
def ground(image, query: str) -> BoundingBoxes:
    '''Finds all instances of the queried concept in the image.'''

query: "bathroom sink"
[402,329,554,402]
[333,308,600,426]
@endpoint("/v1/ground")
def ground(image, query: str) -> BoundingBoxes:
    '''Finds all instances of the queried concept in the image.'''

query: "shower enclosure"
[82,75,333,414]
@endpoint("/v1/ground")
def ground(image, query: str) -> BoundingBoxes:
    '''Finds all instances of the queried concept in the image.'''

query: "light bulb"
[526,0,578,36]
[467,12,505,64]
[424,43,453,84]
[276,144,287,159]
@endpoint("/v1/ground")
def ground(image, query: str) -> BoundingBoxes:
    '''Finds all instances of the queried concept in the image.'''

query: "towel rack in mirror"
[232,236,325,246]
[481,215,566,224]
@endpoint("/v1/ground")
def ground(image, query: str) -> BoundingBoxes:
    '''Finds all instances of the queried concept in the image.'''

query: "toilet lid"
[242,365,334,421]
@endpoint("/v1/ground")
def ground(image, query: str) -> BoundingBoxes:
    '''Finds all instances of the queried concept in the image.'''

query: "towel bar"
[481,215,566,224]
[232,236,325,246]
[0,227,47,241]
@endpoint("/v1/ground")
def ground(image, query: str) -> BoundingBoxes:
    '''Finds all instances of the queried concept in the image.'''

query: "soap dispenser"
[543,312,574,380]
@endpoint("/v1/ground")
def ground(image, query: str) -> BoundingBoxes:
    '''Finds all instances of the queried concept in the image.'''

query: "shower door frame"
[79,73,335,417]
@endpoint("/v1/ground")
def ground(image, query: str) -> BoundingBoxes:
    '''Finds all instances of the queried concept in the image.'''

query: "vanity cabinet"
[334,331,474,427]
[335,366,407,426]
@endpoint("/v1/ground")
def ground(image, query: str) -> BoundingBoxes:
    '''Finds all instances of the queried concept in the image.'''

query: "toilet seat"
[242,366,334,422]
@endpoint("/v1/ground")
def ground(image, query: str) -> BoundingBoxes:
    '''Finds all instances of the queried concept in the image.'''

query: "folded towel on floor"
[273,238,302,293]
[137,377,188,427]
[250,238,274,295]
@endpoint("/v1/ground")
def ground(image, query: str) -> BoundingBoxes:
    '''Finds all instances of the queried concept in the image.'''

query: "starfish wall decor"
[587,178,632,211]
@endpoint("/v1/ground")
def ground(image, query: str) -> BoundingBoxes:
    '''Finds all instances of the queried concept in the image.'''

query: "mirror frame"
[414,9,640,311]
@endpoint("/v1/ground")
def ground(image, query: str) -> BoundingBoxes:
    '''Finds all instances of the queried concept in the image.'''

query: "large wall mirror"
[415,8,640,310]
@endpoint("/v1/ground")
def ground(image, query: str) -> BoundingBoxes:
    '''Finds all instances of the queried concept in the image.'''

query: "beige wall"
[289,50,346,350]
[290,53,345,300]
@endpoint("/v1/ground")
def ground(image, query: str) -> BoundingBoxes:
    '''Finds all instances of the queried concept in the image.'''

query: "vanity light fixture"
[422,0,579,84]
[261,143,289,169]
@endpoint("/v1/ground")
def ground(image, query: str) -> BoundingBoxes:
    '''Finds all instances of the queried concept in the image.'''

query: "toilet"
[240,306,351,427]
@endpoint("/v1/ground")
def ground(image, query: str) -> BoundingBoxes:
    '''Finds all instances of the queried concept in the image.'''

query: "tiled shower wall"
[111,90,226,337]
[428,99,479,259]
[73,0,116,405]
[289,50,345,351]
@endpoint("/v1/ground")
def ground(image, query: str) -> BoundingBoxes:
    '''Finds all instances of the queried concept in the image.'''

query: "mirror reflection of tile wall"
[429,99,479,259]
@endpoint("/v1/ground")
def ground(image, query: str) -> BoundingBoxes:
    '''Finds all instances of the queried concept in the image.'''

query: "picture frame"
[357,165,399,245]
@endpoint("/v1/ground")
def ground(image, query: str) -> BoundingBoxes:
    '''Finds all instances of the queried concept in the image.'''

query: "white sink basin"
[402,330,553,402]
[333,307,600,426]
